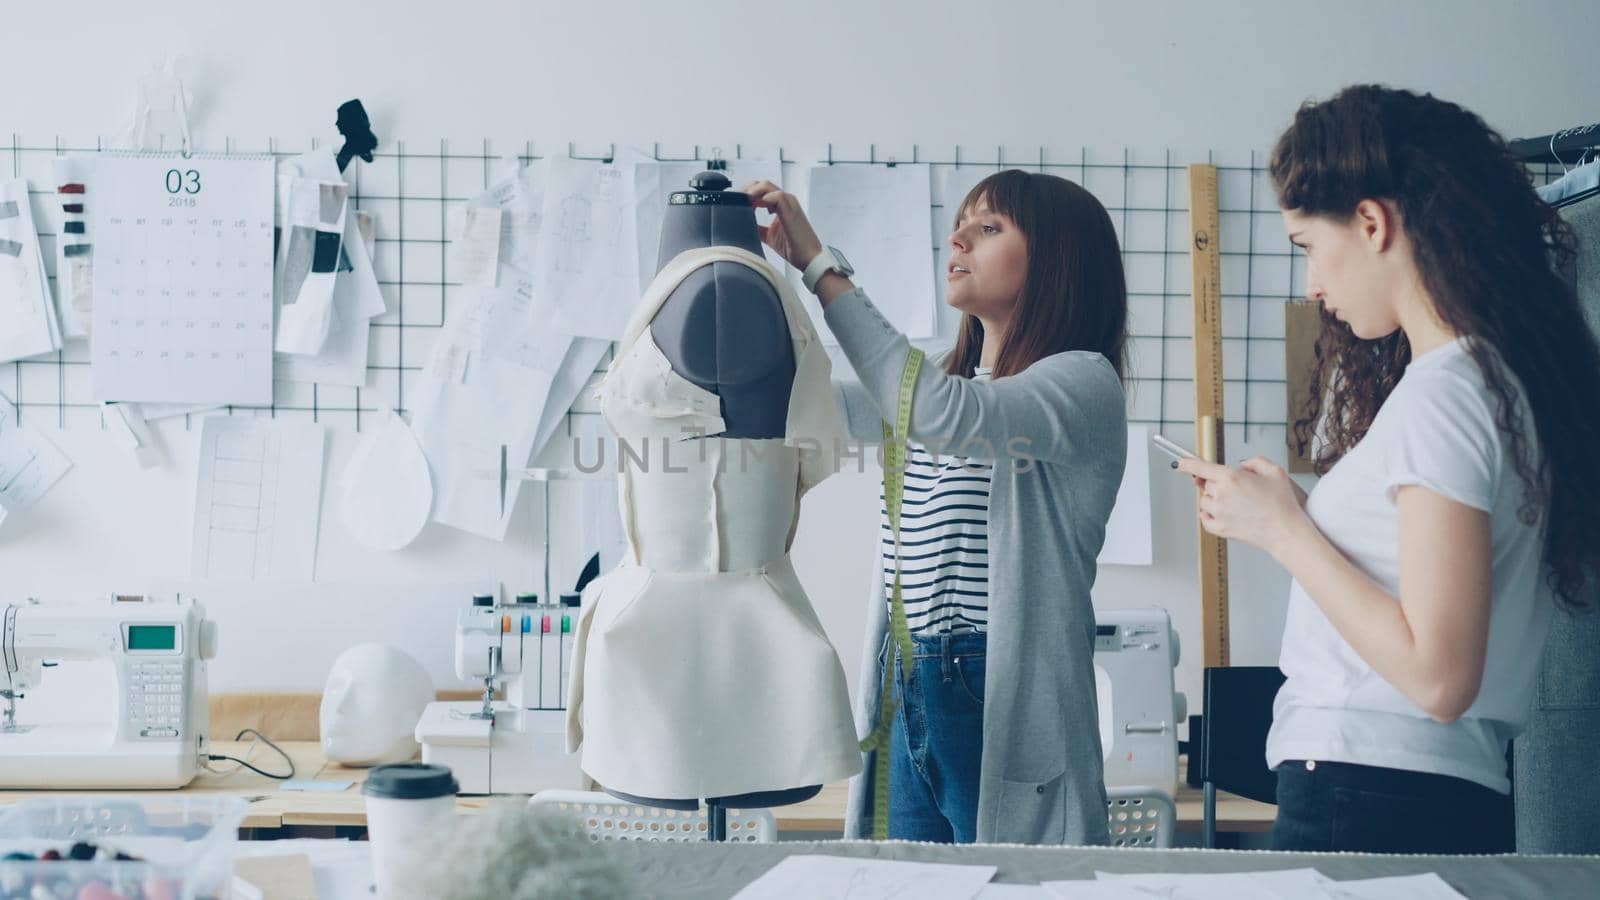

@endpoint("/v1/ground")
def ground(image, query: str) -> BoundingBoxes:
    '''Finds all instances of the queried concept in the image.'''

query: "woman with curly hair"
[1178,84,1600,853]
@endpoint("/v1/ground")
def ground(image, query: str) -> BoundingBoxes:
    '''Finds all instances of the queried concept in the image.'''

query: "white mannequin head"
[320,643,434,767]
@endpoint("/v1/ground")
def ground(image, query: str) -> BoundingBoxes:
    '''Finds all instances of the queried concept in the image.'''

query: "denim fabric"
[1272,759,1514,854]
[885,630,987,843]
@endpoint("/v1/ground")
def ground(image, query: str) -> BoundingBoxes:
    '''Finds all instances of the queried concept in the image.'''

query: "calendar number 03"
[164,169,201,195]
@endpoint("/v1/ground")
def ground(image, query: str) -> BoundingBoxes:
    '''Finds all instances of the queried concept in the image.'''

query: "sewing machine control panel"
[125,660,187,740]
[1096,622,1163,652]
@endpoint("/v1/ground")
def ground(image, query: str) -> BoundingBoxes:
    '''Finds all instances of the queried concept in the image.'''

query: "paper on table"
[277,208,385,387]
[1030,882,1147,899]
[1098,425,1152,566]
[975,884,1092,899]
[532,153,646,340]
[338,406,432,551]
[0,178,64,364]
[446,205,502,288]
[732,855,997,900]
[802,163,937,342]
[279,779,354,792]
[0,392,72,520]
[275,172,350,355]
[1078,868,1334,900]
[52,157,94,339]
[1324,874,1467,900]
[191,416,325,580]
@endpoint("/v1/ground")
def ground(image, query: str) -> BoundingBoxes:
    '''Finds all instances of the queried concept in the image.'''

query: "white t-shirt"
[1265,337,1553,793]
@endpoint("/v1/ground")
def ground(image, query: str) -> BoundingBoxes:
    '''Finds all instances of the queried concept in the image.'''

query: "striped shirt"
[880,368,993,634]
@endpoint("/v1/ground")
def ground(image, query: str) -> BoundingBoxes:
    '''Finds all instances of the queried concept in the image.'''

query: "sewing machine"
[1095,608,1186,801]
[414,597,584,794]
[1,594,216,789]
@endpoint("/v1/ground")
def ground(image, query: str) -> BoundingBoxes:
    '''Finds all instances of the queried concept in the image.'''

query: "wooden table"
[1,742,1275,834]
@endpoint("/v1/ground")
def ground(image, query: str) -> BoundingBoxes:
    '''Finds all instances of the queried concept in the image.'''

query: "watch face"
[829,246,854,276]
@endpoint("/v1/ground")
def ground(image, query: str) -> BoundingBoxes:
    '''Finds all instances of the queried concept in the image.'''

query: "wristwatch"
[801,245,855,294]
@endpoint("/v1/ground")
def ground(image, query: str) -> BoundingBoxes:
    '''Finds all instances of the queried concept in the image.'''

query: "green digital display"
[127,625,177,651]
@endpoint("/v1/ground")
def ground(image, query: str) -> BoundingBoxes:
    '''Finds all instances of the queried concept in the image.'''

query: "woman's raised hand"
[740,180,823,271]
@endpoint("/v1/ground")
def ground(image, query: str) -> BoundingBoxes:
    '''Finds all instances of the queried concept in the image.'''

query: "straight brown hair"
[943,169,1128,380]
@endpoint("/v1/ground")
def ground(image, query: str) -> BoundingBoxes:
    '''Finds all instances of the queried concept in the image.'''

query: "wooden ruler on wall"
[1188,164,1230,668]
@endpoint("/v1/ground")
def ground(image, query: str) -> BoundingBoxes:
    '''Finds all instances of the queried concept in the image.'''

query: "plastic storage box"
[0,795,247,900]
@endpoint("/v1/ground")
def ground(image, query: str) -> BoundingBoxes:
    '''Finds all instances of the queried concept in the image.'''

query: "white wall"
[3,1,1595,717]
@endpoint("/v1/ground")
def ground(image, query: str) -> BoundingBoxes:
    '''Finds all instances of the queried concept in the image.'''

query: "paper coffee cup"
[363,762,459,899]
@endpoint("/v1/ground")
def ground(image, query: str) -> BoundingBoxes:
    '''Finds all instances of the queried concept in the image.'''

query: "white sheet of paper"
[802,164,937,342]
[532,153,645,340]
[91,152,275,405]
[732,855,997,900]
[0,392,72,518]
[105,401,163,469]
[0,178,64,364]
[132,401,221,421]
[447,205,502,288]
[1097,425,1153,566]
[483,159,549,274]
[52,157,94,339]
[277,208,385,387]
[275,174,349,355]
[1033,882,1149,899]
[1324,874,1467,900]
[1081,868,1334,900]
[338,407,431,551]
[412,271,571,540]
[191,416,325,580]
[976,884,1090,899]
[527,336,609,464]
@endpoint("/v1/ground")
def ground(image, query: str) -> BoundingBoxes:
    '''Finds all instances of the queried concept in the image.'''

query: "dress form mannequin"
[648,170,795,439]
[601,170,822,812]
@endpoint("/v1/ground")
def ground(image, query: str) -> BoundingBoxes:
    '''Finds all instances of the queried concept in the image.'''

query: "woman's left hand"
[739,180,823,271]
[1175,456,1311,558]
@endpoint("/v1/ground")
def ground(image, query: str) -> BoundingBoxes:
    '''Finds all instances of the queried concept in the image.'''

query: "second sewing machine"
[414,594,585,794]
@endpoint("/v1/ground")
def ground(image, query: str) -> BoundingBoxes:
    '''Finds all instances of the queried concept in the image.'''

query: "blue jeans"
[1271,759,1514,854]
[885,630,986,843]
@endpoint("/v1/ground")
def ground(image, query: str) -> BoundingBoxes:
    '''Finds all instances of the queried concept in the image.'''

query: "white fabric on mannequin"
[565,246,860,800]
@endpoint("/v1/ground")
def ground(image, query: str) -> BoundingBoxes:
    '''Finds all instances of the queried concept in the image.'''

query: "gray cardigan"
[824,288,1127,845]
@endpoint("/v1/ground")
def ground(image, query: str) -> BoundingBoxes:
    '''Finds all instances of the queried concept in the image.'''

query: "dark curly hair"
[1272,84,1600,609]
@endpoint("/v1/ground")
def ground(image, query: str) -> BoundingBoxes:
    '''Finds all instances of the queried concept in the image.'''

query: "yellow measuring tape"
[858,347,924,840]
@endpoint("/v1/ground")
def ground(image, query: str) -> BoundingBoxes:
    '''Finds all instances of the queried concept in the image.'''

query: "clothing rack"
[1508,120,1600,163]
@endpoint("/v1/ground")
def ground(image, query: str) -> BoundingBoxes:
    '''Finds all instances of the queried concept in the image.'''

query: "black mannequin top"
[606,171,822,811]
[648,171,796,440]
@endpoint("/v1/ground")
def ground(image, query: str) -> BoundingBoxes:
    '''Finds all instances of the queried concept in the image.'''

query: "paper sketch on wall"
[0,393,72,529]
[191,416,325,580]
[531,152,647,340]
[0,178,64,364]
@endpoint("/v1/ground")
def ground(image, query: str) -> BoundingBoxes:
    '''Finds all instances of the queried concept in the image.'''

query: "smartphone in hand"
[1152,434,1198,464]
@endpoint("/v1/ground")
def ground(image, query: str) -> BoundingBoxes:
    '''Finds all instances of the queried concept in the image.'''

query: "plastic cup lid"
[362,763,459,800]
